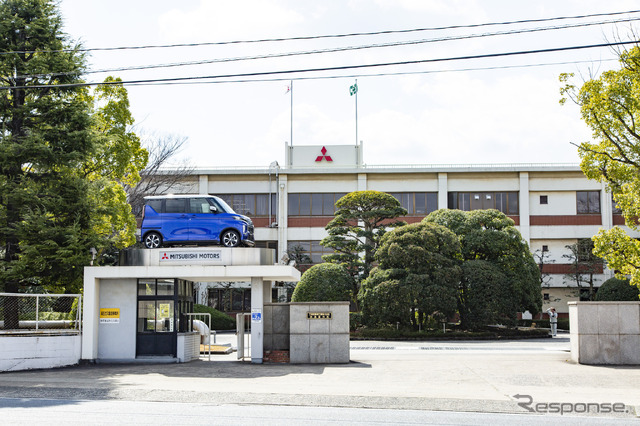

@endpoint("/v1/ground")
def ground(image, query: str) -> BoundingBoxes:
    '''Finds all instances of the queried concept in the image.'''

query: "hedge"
[193,304,236,330]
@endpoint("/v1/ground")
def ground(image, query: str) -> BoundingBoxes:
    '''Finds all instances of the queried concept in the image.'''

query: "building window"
[207,288,251,313]
[577,238,596,262]
[218,194,276,217]
[542,245,549,252]
[137,278,193,333]
[447,192,519,215]
[540,195,548,204]
[390,192,438,215]
[288,193,346,216]
[576,191,600,214]
[288,240,334,264]
[543,293,550,301]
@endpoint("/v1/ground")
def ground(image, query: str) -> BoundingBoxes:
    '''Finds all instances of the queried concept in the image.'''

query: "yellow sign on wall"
[307,312,332,320]
[100,308,120,324]
[159,304,170,318]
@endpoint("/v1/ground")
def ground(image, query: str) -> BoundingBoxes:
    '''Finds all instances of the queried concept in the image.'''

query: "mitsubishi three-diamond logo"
[315,146,333,162]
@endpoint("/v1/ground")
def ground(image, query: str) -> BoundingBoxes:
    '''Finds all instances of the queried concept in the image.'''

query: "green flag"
[349,82,358,96]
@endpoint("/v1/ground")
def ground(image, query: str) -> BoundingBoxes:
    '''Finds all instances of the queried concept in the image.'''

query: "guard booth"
[82,248,300,364]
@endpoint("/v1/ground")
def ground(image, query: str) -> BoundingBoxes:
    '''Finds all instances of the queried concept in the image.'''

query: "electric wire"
[10,15,639,80]
[71,15,640,77]
[1,40,634,90]
[121,58,619,87]
[2,8,639,54]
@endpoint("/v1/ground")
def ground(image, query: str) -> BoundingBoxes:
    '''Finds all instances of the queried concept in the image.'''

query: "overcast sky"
[58,1,639,168]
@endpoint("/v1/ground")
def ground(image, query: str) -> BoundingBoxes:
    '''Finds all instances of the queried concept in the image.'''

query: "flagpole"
[354,78,358,146]
[290,80,293,147]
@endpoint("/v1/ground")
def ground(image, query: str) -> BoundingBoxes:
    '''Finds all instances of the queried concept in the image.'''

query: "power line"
[14,16,639,81]
[74,15,640,77]
[2,40,635,90]
[2,9,640,55]
[121,59,620,87]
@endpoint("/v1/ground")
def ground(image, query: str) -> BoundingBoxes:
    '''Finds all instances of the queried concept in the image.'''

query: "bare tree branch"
[125,132,194,217]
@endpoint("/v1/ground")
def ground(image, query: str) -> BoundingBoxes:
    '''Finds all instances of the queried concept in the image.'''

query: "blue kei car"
[140,194,254,249]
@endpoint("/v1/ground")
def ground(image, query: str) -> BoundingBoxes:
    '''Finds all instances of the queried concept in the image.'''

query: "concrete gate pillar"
[251,277,264,364]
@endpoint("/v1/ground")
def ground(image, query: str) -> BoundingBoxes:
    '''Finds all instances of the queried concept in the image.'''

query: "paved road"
[0,398,636,425]
[0,336,638,423]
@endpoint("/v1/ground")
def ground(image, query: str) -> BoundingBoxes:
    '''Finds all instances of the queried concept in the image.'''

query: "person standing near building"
[546,307,558,337]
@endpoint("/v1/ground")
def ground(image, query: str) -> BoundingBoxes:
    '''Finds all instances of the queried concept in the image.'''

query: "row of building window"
[390,192,439,215]
[207,288,281,312]
[215,191,614,218]
[217,194,277,218]
[288,193,346,216]
[288,240,334,264]
[448,192,519,215]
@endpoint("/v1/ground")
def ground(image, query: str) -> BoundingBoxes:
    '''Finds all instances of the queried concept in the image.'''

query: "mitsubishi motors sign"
[159,249,224,264]
[288,144,362,168]
[315,146,333,162]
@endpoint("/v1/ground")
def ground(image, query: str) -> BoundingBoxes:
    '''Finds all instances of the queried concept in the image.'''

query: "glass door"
[136,279,177,357]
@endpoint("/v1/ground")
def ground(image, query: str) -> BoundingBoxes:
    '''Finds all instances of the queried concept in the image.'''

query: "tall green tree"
[0,0,95,304]
[321,190,407,306]
[424,209,541,328]
[0,0,147,316]
[359,222,461,329]
[84,77,147,254]
[560,46,640,293]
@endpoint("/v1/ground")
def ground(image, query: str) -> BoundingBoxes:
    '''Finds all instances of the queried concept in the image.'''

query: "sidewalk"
[0,336,638,419]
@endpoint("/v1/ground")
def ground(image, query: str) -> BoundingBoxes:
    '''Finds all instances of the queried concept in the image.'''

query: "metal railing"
[185,312,213,361]
[236,313,251,361]
[0,293,82,334]
[166,162,581,174]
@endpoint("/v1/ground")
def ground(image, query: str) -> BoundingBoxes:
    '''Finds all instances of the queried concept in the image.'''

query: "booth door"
[137,300,176,356]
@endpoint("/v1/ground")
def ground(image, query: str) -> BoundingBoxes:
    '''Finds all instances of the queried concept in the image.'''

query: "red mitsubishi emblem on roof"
[315,146,333,162]
[162,253,169,260]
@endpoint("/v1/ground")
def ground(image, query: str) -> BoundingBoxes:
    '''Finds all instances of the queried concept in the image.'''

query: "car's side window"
[190,198,211,214]
[165,198,187,213]
[147,199,163,213]
[208,198,222,213]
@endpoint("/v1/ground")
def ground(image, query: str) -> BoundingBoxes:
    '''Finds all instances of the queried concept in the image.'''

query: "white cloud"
[158,1,305,41]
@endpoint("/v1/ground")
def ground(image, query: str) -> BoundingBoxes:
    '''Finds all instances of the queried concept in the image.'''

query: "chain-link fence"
[0,293,82,334]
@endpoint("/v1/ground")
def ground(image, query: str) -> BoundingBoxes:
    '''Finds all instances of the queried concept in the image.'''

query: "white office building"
[155,143,634,317]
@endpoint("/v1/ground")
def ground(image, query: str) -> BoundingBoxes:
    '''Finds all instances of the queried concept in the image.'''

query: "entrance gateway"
[82,248,300,364]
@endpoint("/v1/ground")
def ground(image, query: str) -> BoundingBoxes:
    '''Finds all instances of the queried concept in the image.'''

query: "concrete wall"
[569,302,640,365]
[289,302,349,364]
[98,278,137,360]
[264,303,290,351]
[177,332,200,362]
[0,334,81,372]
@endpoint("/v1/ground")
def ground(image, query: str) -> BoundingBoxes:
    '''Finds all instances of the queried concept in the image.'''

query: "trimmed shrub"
[193,304,236,330]
[291,263,353,302]
[595,277,640,301]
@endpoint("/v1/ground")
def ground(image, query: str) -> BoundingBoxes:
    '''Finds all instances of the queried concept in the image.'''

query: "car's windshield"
[211,197,235,214]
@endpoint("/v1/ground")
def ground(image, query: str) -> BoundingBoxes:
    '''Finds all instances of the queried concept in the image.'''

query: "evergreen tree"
[321,190,407,307]
[425,209,541,328]
[0,1,147,329]
[0,0,95,303]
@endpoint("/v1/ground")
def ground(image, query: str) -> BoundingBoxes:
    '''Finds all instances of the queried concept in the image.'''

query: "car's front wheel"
[221,230,240,247]
[144,232,163,249]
